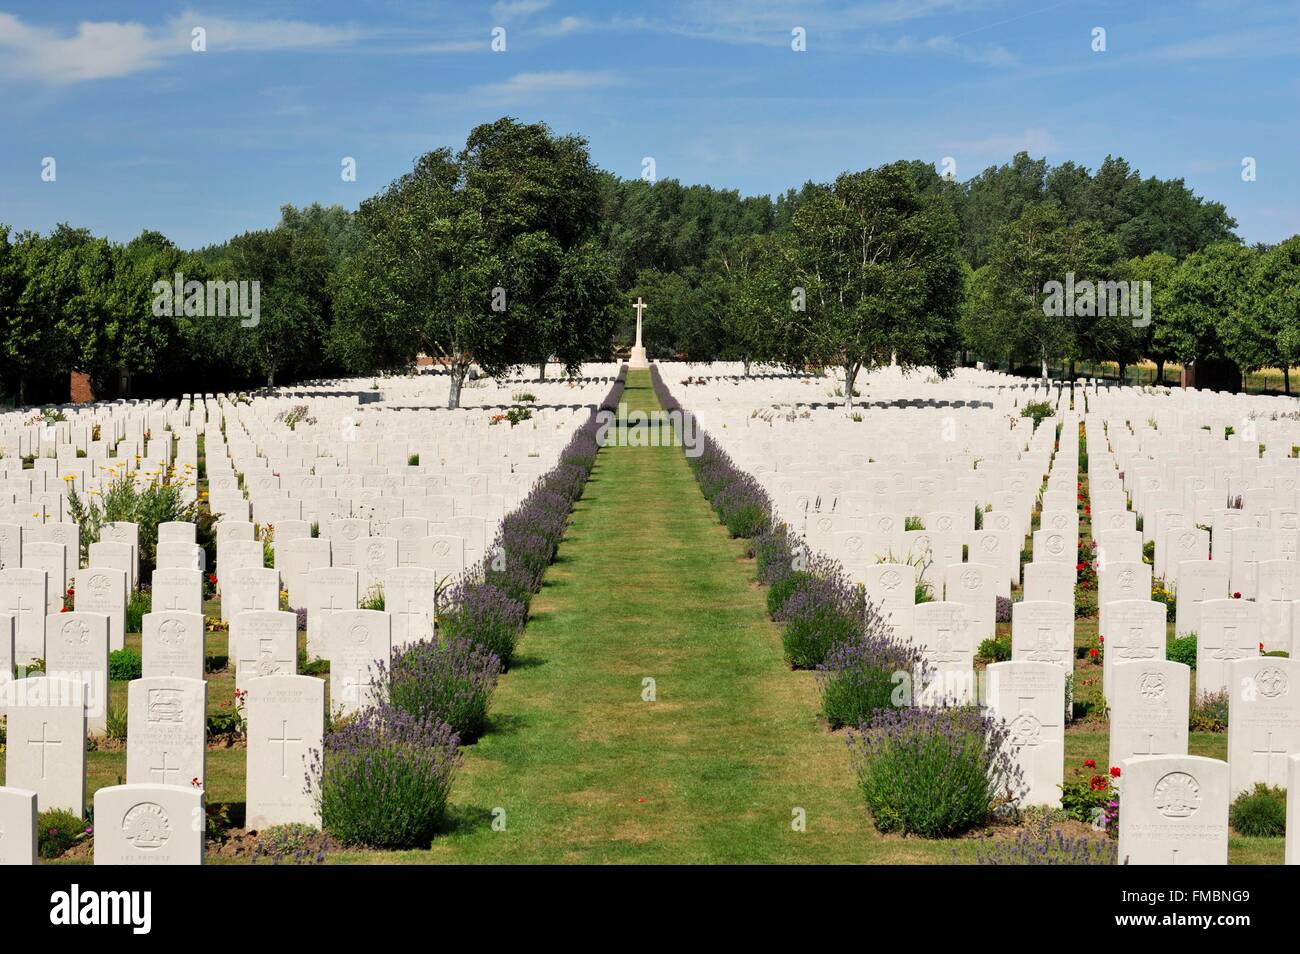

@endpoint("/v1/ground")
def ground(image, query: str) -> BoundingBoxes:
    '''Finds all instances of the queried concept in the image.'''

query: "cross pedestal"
[629,297,649,369]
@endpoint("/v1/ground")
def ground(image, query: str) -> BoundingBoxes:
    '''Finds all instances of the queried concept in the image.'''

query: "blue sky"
[1,1,1296,249]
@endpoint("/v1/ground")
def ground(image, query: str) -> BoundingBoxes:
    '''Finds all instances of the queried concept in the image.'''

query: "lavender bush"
[780,571,864,668]
[308,706,460,849]
[712,474,773,538]
[754,524,800,586]
[438,581,527,667]
[818,614,928,729]
[375,638,503,743]
[974,813,1117,865]
[848,705,1024,837]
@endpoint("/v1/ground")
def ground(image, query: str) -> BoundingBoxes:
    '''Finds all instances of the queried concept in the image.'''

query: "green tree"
[1162,242,1257,391]
[975,203,1110,379]
[764,163,963,406]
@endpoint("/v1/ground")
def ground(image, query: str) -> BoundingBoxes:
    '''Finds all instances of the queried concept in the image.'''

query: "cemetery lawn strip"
[336,370,959,863]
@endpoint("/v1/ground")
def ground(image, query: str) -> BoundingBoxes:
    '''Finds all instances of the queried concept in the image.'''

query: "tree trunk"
[1040,349,1049,381]
[1155,359,1165,386]
[844,363,858,410]
[537,362,546,382]
[267,368,275,387]
[1117,361,1126,386]
[1285,366,1291,396]
[743,359,751,376]
[447,366,466,409]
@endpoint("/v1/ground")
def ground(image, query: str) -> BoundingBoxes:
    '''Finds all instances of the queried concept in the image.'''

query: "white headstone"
[1109,660,1190,770]
[383,567,437,647]
[986,660,1065,807]
[74,567,127,651]
[1011,600,1074,673]
[913,601,975,704]
[1226,657,1300,798]
[141,611,206,681]
[0,568,49,663]
[246,674,324,829]
[43,612,110,734]
[92,783,203,865]
[1118,755,1228,865]
[4,676,86,815]
[127,676,207,790]
[0,787,38,865]
[232,610,297,692]
[323,609,392,716]
[150,568,203,616]
[1196,598,1261,698]
[220,566,279,622]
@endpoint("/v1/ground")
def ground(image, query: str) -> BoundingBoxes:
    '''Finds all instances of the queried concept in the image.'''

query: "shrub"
[1167,634,1197,669]
[310,706,460,849]
[1020,400,1054,429]
[125,589,151,634]
[780,572,862,669]
[975,813,1117,865]
[818,621,926,729]
[1229,784,1287,837]
[754,525,799,586]
[976,634,1012,664]
[38,809,90,859]
[376,638,502,744]
[251,823,332,864]
[1190,689,1229,731]
[65,471,202,573]
[109,648,142,681]
[995,595,1012,624]
[904,515,924,531]
[712,476,772,538]
[407,453,420,467]
[438,582,527,667]
[848,706,1023,837]
[766,570,812,620]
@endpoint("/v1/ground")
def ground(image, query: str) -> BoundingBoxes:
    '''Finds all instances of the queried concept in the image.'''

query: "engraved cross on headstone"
[268,719,303,778]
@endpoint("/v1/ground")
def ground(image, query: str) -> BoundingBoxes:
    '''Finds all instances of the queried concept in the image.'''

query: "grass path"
[348,370,958,863]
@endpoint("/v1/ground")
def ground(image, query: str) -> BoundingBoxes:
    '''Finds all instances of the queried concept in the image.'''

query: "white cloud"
[491,0,552,20]
[476,70,622,98]
[0,10,364,85]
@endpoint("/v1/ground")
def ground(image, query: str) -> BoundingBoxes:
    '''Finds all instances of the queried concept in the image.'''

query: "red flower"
[1089,648,1099,658]
[1110,766,1122,778]
[1098,635,1105,644]
[1083,759,1097,768]
[1090,775,1108,790]
[1259,642,1265,652]
[208,574,217,584]
[1233,592,1241,599]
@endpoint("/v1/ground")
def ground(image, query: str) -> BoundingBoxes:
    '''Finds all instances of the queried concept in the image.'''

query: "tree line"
[2,116,1293,407]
